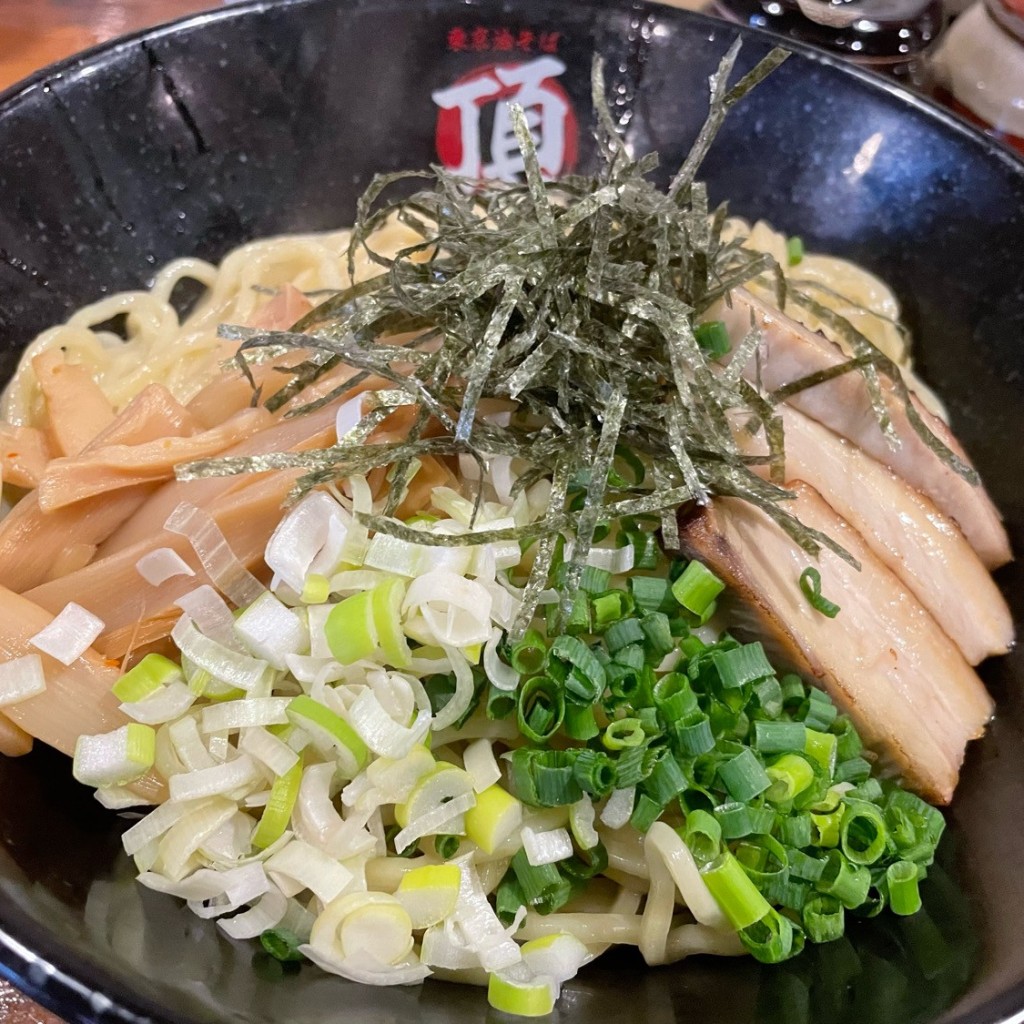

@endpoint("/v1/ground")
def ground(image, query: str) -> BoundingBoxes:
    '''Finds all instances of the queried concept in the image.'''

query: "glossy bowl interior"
[0,2,1022,1022]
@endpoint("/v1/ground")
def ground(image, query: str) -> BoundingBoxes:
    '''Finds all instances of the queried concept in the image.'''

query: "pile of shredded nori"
[178,42,972,635]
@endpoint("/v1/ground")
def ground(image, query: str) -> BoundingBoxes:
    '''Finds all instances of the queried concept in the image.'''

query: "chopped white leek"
[200,697,292,734]
[234,592,309,670]
[600,787,637,830]
[520,932,590,984]
[264,837,353,904]
[29,602,104,666]
[167,754,263,802]
[569,798,600,851]
[265,491,349,594]
[462,738,502,793]
[522,826,574,867]
[239,726,299,777]
[171,617,271,692]
[347,688,430,760]
[120,681,196,725]
[164,501,264,607]
[0,654,46,707]
[135,547,195,586]
[73,724,155,788]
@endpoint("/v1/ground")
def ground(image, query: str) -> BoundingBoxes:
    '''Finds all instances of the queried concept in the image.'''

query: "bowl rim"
[0,2,1023,1023]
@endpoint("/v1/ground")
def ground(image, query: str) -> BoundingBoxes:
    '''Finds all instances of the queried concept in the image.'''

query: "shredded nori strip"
[176,42,971,633]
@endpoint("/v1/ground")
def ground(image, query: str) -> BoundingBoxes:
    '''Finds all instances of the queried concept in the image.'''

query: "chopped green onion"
[434,834,461,859]
[780,674,806,706]
[579,565,612,594]
[629,576,675,615]
[754,720,807,755]
[630,793,664,832]
[713,643,775,689]
[603,718,646,750]
[780,814,814,849]
[485,683,516,721]
[816,850,871,908]
[509,629,548,676]
[495,872,527,927]
[550,635,606,704]
[644,754,688,806]
[741,908,803,964]
[802,690,838,731]
[591,591,631,629]
[840,799,889,865]
[786,235,805,266]
[799,567,841,618]
[804,729,838,776]
[560,841,609,881]
[563,702,600,741]
[787,848,826,882]
[702,851,773,930]
[511,849,572,914]
[835,756,872,784]
[516,676,565,744]
[572,749,617,798]
[766,753,816,803]
[886,860,923,915]
[260,927,306,963]
[682,809,722,866]
[803,893,844,943]
[639,612,674,660]
[605,618,645,653]
[715,801,775,839]
[695,320,732,358]
[718,748,771,802]
[671,714,715,756]
[671,560,725,616]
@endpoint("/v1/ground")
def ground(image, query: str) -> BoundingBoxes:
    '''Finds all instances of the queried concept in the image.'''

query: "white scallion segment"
[135,546,196,586]
[168,716,216,770]
[120,680,196,725]
[121,798,201,856]
[569,798,599,851]
[520,933,590,985]
[488,964,558,1017]
[200,697,292,734]
[175,586,244,650]
[239,726,299,777]
[482,630,519,692]
[186,862,271,919]
[430,646,475,732]
[73,724,155,787]
[300,946,431,986]
[0,654,46,707]
[94,785,155,810]
[310,892,415,967]
[164,501,265,607]
[449,855,522,972]
[393,790,475,855]
[217,887,288,939]
[265,491,350,593]
[395,864,462,929]
[600,787,637,830]
[171,617,270,693]
[403,571,493,649]
[234,592,309,670]
[167,754,262,802]
[347,689,430,760]
[522,826,574,867]
[29,603,104,665]
[265,838,353,904]
[462,738,502,793]
[334,395,365,441]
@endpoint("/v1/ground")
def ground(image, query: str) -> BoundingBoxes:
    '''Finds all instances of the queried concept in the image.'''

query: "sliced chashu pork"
[678,483,994,804]
[734,404,1013,665]
[712,288,1011,569]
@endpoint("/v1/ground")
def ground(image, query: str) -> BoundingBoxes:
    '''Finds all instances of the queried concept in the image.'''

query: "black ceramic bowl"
[0,2,1022,1022]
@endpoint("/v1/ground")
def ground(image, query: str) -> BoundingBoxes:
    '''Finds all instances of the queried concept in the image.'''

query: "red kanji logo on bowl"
[432,56,578,181]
